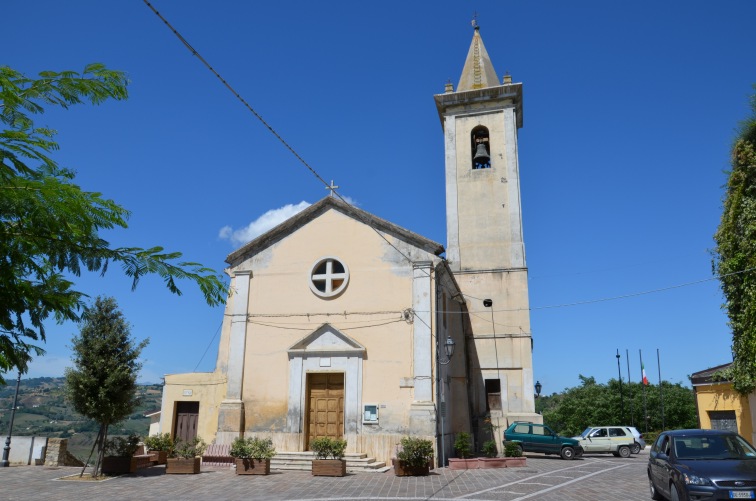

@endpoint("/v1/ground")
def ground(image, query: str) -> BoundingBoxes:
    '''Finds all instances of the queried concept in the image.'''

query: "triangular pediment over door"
[285,324,366,443]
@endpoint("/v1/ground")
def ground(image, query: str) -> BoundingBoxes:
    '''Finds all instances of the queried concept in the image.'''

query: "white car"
[575,426,635,457]
[625,426,646,454]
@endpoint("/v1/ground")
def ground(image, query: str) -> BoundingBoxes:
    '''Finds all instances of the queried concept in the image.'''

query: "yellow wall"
[161,372,226,442]
[695,382,753,442]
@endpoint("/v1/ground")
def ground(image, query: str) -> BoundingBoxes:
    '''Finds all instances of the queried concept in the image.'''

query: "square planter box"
[166,457,201,474]
[312,459,346,477]
[392,458,431,476]
[448,458,479,470]
[236,458,271,475]
[478,457,508,469]
[149,451,168,465]
[101,456,137,474]
[504,457,527,467]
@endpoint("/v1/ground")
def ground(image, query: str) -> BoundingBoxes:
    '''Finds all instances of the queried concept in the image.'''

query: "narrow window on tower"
[471,126,491,169]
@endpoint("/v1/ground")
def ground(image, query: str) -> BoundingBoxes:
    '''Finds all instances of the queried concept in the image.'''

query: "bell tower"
[434,25,539,427]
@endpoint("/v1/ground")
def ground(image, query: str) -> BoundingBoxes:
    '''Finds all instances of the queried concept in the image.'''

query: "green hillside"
[0,377,162,460]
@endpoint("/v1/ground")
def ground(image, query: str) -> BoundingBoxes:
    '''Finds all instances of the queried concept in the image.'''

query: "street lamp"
[1,372,22,467]
[438,334,457,467]
[535,380,542,398]
[439,336,456,364]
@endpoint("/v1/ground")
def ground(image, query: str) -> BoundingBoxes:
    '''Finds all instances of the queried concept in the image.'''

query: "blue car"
[648,429,756,501]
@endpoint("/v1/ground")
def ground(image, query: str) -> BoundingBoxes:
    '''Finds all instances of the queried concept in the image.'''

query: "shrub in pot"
[102,434,141,474]
[144,432,173,465]
[481,440,498,458]
[166,437,207,474]
[310,436,347,476]
[449,432,478,470]
[230,436,276,475]
[503,441,526,467]
[394,436,434,476]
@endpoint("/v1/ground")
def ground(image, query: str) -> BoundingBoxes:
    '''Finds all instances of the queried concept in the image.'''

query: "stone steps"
[271,452,389,473]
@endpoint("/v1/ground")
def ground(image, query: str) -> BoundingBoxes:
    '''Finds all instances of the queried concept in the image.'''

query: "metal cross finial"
[471,12,479,30]
[326,180,339,197]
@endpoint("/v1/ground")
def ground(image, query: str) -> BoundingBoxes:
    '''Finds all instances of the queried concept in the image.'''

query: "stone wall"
[44,438,84,467]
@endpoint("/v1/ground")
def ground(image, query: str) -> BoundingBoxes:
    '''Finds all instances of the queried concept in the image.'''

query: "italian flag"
[642,363,649,385]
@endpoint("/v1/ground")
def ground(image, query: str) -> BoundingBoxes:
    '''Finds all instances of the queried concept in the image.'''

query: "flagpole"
[626,349,634,427]
[616,349,624,422]
[657,348,665,430]
[640,349,649,433]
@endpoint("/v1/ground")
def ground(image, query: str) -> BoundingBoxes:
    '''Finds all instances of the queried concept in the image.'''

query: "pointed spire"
[457,24,500,92]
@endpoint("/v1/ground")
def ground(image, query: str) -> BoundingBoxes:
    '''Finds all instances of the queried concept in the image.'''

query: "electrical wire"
[192,320,223,371]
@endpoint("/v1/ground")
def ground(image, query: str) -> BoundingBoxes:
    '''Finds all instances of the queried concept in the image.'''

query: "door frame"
[285,324,365,450]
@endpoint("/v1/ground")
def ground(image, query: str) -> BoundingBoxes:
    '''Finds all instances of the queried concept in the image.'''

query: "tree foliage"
[0,64,227,382]
[539,375,697,436]
[64,296,147,476]
[713,85,756,394]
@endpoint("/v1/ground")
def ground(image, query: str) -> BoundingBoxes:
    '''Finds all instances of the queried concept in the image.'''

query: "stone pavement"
[0,451,651,501]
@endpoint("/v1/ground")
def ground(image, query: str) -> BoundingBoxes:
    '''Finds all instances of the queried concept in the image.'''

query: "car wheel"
[515,444,523,456]
[631,442,641,454]
[560,446,575,460]
[649,477,663,500]
[670,482,682,501]
[618,445,631,458]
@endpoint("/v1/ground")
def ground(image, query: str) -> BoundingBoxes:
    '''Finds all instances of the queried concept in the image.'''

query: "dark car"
[503,422,583,460]
[648,429,756,501]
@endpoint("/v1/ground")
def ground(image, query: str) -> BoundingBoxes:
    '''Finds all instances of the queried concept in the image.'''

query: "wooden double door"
[174,401,199,443]
[306,373,344,449]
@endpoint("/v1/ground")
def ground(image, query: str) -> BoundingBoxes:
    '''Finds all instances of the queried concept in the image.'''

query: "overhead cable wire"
[142,0,332,191]
[141,1,451,296]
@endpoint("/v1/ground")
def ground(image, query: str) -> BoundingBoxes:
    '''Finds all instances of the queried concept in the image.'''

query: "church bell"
[473,143,490,164]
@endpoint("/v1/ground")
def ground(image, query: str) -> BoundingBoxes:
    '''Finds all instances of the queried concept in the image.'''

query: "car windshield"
[673,435,756,460]
[580,427,593,438]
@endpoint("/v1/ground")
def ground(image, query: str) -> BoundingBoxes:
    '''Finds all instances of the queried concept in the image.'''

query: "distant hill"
[0,377,162,460]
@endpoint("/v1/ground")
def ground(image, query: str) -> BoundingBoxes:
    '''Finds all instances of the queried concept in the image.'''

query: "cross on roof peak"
[326,180,340,197]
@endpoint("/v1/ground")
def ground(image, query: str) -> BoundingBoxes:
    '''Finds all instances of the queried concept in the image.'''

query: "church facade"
[159,26,541,465]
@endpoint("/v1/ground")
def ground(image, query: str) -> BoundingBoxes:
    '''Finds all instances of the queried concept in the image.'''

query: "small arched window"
[471,126,491,169]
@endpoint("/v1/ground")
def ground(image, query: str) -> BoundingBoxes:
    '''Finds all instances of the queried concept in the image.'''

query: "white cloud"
[219,201,311,247]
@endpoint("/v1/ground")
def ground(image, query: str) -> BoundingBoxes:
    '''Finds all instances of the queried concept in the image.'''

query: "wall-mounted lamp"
[535,380,542,398]
[483,299,493,307]
[439,336,456,365]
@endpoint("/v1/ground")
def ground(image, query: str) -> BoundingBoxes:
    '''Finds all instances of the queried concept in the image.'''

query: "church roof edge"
[226,196,445,266]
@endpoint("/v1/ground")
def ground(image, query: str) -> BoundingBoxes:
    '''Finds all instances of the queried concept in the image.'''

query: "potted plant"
[166,437,207,474]
[310,437,347,476]
[393,436,434,476]
[230,436,276,475]
[102,434,141,474]
[144,433,173,465]
[478,439,509,468]
[503,441,526,467]
[449,432,477,470]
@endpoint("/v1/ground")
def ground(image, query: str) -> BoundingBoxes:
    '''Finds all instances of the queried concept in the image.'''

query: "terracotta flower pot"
[478,457,508,468]
[504,457,526,467]
[236,458,271,475]
[448,458,479,470]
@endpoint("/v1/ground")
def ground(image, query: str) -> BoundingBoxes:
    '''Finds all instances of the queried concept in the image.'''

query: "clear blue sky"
[6,1,756,394]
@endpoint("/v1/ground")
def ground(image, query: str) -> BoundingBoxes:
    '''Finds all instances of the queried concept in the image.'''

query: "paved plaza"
[0,452,651,501]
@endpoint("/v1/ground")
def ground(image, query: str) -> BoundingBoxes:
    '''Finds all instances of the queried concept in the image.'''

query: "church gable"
[226,197,444,268]
[288,323,366,357]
